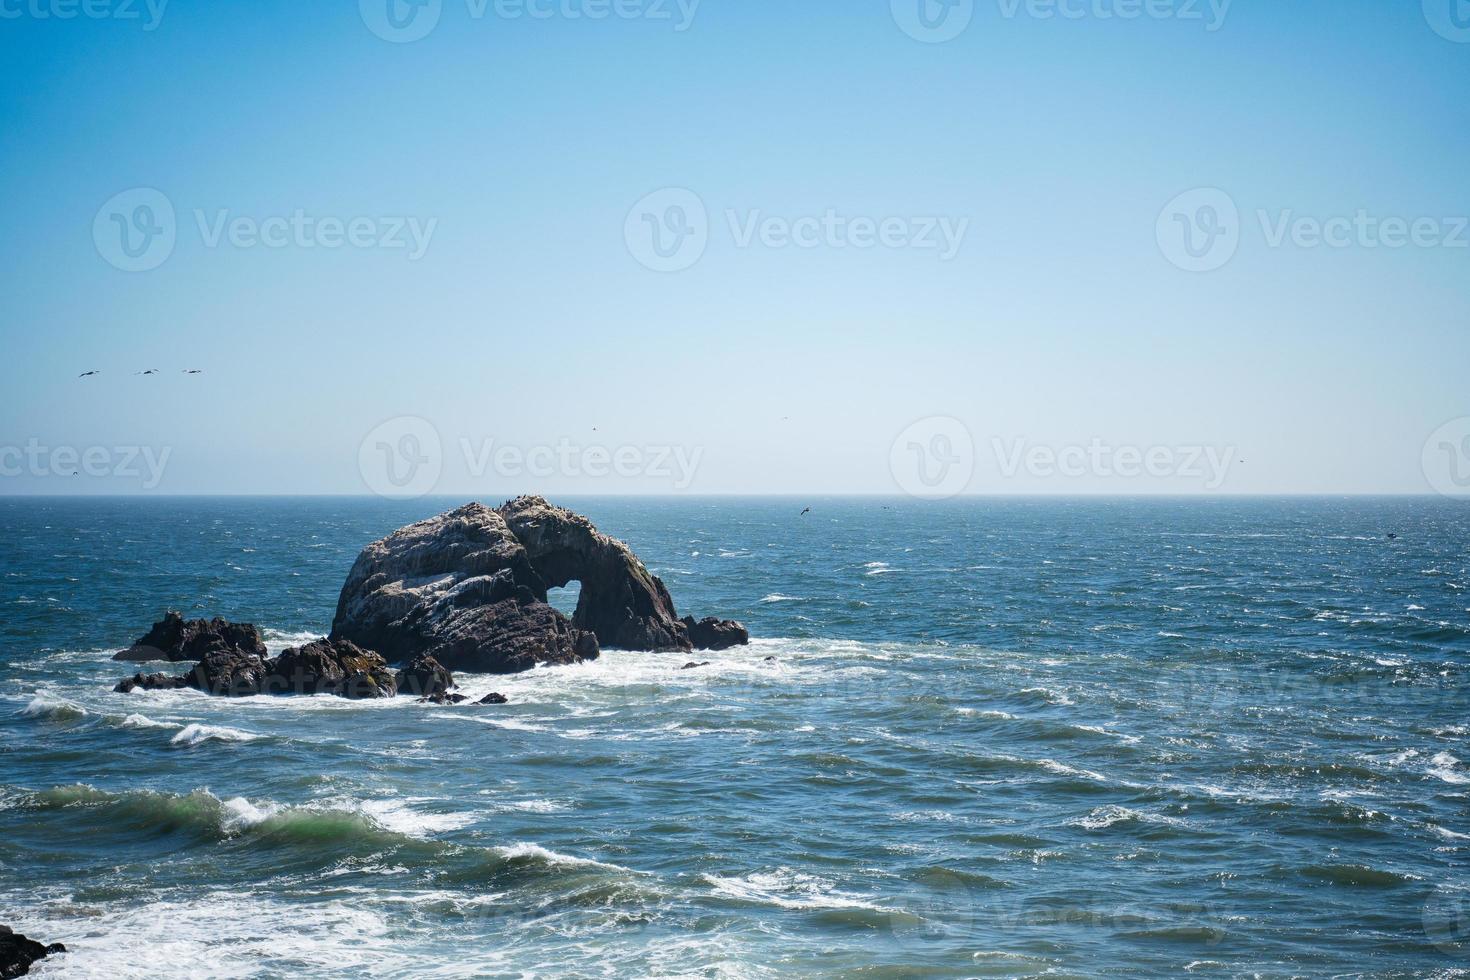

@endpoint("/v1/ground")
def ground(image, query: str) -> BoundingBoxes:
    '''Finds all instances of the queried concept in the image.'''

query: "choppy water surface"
[1,496,1467,977]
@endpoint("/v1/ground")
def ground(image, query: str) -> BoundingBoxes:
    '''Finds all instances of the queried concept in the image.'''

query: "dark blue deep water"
[1,496,1467,977]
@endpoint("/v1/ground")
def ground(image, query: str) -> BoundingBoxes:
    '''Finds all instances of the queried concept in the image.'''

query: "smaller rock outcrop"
[184,645,271,697]
[478,692,508,704]
[113,672,187,694]
[394,654,454,699]
[0,925,65,978]
[113,620,394,700]
[681,661,711,670]
[113,611,268,663]
[681,616,750,651]
[263,638,397,699]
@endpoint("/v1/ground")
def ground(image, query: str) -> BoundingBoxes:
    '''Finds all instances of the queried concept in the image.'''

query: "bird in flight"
[182,369,203,374]
[135,369,159,375]
[78,370,99,378]
[800,507,811,516]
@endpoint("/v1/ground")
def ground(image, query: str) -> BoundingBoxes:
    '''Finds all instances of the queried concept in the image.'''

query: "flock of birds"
[78,369,202,377]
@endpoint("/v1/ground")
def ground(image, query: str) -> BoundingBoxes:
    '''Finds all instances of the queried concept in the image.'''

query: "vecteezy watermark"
[193,210,437,259]
[624,188,709,273]
[1423,417,1470,498]
[1256,210,1470,250]
[891,0,975,43]
[1156,188,1240,273]
[461,437,703,489]
[1159,188,1469,272]
[359,416,444,499]
[93,188,437,271]
[357,417,704,497]
[0,0,168,30]
[890,417,976,500]
[994,438,1236,489]
[0,439,171,489]
[996,0,1230,30]
[625,188,970,273]
[359,0,700,43]
[891,0,1230,42]
[1423,0,1470,43]
[1424,889,1470,955]
[93,188,177,273]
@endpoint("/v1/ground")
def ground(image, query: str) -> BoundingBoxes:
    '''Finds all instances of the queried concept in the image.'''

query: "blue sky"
[1,0,1467,495]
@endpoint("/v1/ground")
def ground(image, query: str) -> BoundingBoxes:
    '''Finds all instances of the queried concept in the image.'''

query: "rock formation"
[394,654,455,698]
[681,616,750,651]
[330,497,747,672]
[497,495,690,650]
[113,611,268,663]
[0,925,65,978]
[112,617,394,700]
[114,498,748,695]
[263,638,397,699]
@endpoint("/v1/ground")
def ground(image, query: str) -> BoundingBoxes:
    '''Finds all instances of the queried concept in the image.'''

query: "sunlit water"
[1,496,1467,977]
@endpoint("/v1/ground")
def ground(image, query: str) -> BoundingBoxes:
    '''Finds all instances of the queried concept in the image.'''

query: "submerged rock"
[113,672,187,694]
[330,497,747,673]
[0,925,65,978]
[681,616,750,651]
[478,692,508,704]
[680,661,711,670]
[113,611,268,663]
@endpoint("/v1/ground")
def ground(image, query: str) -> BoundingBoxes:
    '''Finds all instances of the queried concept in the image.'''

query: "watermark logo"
[1157,187,1239,273]
[889,868,978,946]
[1423,417,1470,498]
[360,0,442,42]
[359,416,443,498]
[1424,0,1470,43]
[1424,889,1469,955]
[1258,210,1468,250]
[1159,189,1468,272]
[0,440,171,489]
[890,417,975,499]
[93,189,437,269]
[0,0,169,30]
[891,0,974,43]
[193,209,437,259]
[625,188,970,272]
[361,0,699,42]
[997,0,1230,31]
[93,188,176,272]
[460,437,702,489]
[625,188,709,273]
[994,438,1235,489]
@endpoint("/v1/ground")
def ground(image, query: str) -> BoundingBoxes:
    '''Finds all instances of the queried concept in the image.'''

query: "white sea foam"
[120,713,177,730]
[170,723,261,747]
[1427,752,1469,784]
[496,842,634,873]
[361,798,476,836]
[1071,805,1182,831]
[21,692,86,720]
[703,868,888,912]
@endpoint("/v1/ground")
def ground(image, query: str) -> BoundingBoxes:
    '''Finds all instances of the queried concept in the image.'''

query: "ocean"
[1,496,1466,977]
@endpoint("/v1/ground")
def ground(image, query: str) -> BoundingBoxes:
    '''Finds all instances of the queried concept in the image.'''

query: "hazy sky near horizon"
[1,0,1467,496]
